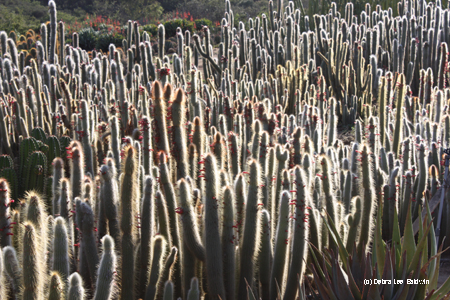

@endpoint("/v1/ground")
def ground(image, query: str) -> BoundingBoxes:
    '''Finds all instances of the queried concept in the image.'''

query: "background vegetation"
[0,0,269,37]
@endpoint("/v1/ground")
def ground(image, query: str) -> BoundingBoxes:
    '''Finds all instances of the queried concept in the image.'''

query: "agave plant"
[308,198,450,300]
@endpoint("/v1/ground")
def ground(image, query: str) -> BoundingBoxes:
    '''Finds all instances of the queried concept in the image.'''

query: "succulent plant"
[1,0,450,298]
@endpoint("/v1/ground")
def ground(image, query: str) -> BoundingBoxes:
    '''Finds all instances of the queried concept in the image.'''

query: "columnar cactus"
[145,236,167,300]
[0,247,6,300]
[67,273,85,300]
[138,176,155,298]
[68,141,85,200]
[358,144,376,251]
[171,89,189,180]
[51,158,64,216]
[52,217,70,283]
[94,235,117,300]
[158,152,183,295]
[77,199,99,290]
[238,160,262,298]
[48,272,64,300]
[203,153,226,300]
[152,82,171,156]
[222,186,236,300]
[0,179,11,247]
[270,191,290,300]
[22,223,43,300]
[98,158,120,248]
[48,0,57,64]
[119,145,138,300]
[283,166,310,299]
[178,179,205,261]
[3,0,450,298]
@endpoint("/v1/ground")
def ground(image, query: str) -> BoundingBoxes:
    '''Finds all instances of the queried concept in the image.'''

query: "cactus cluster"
[2,0,450,298]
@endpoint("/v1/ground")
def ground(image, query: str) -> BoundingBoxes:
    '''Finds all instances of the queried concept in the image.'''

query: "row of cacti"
[1,0,450,298]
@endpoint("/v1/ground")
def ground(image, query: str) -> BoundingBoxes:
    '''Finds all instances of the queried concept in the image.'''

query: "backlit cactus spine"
[222,186,236,300]
[0,247,6,300]
[358,144,377,251]
[77,199,99,290]
[68,141,84,200]
[22,223,44,300]
[284,166,310,299]
[94,235,117,300]
[171,88,189,180]
[138,176,155,298]
[3,246,21,297]
[26,192,48,264]
[414,143,428,217]
[52,217,70,283]
[155,247,178,300]
[48,0,57,64]
[178,179,205,261]
[320,155,337,227]
[140,116,153,175]
[80,100,94,176]
[159,152,183,295]
[98,158,120,248]
[202,153,226,300]
[0,179,12,247]
[67,273,85,300]
[51,158,64,216]
[238,160,262,298]
[145,236,168,300]
[153,82,171,155]
[119,145,138,300]
[270,191,290,300]
[48,272,64,300]
[392,74,406,157]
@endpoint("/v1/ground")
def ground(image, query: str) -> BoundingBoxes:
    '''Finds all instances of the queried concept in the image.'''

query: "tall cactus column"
[238,160,262,298]
[358,144,377,251]
[48,0,57,64]
[203,153,226,300]
[284,167,310,299]
[120,145,138,300]
[0,179,12,247]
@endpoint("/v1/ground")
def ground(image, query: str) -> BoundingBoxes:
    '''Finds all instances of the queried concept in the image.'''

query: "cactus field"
[3,0,450,299]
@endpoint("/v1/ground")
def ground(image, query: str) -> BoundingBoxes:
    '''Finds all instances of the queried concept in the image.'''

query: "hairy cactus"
[145,236,168,300]
[202,153,226,300]
[94,235,117,300]
[0,179,12,247]
[119,145,138,300]
[67,273,85,300]
[98,158,120,248]
[358,144,377,251]
[22,223,44,300]
[138,176,155,298]
[52,217,70,283]
[2,0,450,298]
[238,160,262,298]
[178,179,205,261]
[76,199,99,290]
[48,272,64,300]
[270,191,290,300]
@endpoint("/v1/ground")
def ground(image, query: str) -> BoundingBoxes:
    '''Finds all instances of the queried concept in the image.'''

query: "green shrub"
[95,31,124,52]
[163,19,195,37]
[78,27,97,50]
[141,24,158,37]
[194,18,213,30]
[164,19,184,37]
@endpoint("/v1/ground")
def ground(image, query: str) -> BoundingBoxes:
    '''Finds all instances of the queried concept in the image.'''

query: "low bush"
[163,18,195,37]
[141,23,158,37]
[194,18,212,30]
